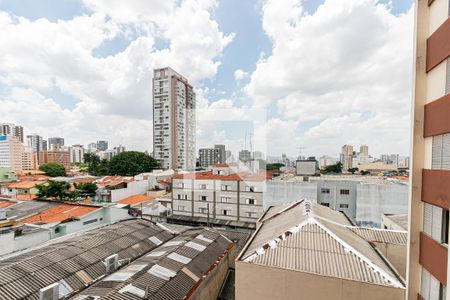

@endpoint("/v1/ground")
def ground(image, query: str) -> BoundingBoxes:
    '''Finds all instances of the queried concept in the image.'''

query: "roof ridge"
[312,218,404,288]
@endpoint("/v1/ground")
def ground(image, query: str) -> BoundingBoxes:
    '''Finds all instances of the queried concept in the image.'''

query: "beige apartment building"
[408,0,450,299]
[0,136,24,172]
[236,200,407,300]
[172,164,266,223]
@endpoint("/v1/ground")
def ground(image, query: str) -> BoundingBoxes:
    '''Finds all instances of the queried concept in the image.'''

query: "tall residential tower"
[152,67,196,170]
[408,1,450,299]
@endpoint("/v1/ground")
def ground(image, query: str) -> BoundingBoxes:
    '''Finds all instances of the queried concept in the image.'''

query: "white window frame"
[221,196,231,203]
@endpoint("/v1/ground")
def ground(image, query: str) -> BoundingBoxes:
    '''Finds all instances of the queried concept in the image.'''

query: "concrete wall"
[0,229,50,256]
[110,180,150,202]
[264,181,318,208]
[356,184,409,227]
[235,261,405,300]
[374,242,407,279]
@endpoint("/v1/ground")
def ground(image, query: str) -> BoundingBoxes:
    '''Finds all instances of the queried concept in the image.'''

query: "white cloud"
[234,69,249,81]
[245,0,414,156]
[0,0,233,151]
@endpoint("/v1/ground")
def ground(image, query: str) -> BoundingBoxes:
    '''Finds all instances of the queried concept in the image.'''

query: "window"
[246,198,255,205]
[221,185,231,191]
[199,195,207,201]
[340,189,350,195]
[178,205,185,211]
[199,184,207,190]
[177,194,187,200]
[178,182,185,188]
[222,209,230,216]
[442,209,449,244]
[245,186,255,192]
[221,197,231,203]
[321,203,330,207]
[83,219,98,225]
[198,207,208,214]
[246,212,257,218]
[339,204,349,209]
[321,188,330,194]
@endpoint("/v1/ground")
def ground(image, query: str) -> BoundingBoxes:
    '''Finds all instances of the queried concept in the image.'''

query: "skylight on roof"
[119,284,145,298]
[147,251,166,257]
[148,264,177,280]
[149,236,163,245]
[167,252,192,264]
[185,241,206,251]
[196,234,213,244]
[164,240,184,247]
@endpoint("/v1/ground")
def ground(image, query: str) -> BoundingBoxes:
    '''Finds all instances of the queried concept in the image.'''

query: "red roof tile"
[0,200,16,208]
[22,204,99,224]
[117,194,153,205]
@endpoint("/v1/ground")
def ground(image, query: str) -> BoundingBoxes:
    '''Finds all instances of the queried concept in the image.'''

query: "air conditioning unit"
[105,254,119,274]
[39,282,59,300]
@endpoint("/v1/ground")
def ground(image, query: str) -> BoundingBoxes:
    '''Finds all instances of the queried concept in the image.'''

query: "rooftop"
[21,203,99,224]
[383,214,409,231]
[239,200,406,289]
[117,194,153,205]
[0,200,16,208]
[75,227,235,300]
[4,201,59,221]
[6,181,45,189]
[0,219,174,299]
[173,171,268,182]
[97,176,134,188]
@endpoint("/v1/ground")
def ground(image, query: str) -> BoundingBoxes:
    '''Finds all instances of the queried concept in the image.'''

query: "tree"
[266,163,285,171]
[36,181,70,201]
[321,162,342,174]
[109,151,160,176]
[39,163,66,177]
[75,182,98,197]
[348,167,359,174]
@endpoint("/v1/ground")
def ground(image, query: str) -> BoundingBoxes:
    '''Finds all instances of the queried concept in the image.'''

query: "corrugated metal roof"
[76,227,234,300]
[349,227,407,245]
[0,219,174,300]
[240,200,405,289]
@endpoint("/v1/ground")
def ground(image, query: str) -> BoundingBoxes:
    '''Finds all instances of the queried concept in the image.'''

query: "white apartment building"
[340,144,353,171]
[22,146,36,170]
[319,155,336,168]
[0,136,24,172]
[0,123,24,142]
[152,67,196,171]
[70,144,85,163]
[172,164,266,223]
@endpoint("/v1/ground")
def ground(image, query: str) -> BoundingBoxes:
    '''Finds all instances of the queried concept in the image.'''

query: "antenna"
[249,133,253,155]
[297,146,306,158]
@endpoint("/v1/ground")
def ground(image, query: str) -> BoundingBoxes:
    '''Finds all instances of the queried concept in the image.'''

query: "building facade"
[215,144,226,163]
[47,137,64,150]
[199,148,219,168]
[360,144,369,156]
[152,67,196,170]
[172,165,265,223]
[0,136,24,172]
[26,134,44,162]
[340,144,353,171]
[96,140,108,151]
[239,150,251,163]
[0,123,24,142]
[70,144,85,163]
[38,150,70,170]
[408,0,450,299]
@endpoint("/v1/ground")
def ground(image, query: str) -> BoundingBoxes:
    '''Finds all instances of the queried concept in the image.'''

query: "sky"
[0,0,414,159]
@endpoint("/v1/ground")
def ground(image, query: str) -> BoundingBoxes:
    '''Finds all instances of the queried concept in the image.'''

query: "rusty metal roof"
[239,200,405,289]
[0,219,174,300]
[75,227,235,300]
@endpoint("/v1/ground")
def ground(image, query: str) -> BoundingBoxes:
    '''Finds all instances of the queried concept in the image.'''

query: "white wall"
[110,180,150,202]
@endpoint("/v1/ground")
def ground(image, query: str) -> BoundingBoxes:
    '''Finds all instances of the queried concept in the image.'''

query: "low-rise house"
[1,181,45,199]
[0,219,50,256]
[236,200,406,300]
[21,203,131,239]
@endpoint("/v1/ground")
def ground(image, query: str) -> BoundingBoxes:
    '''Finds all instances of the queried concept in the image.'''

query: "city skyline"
[0,0,413,156]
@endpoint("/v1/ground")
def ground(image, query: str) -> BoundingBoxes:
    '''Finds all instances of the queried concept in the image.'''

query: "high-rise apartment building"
[215,144,226,164]
[48,137,65,150]
[360,144,369,156]
[70,144,85,163]
[340,144,353,172]
[408,1,450,299]
[0,123,24,142]
[26,134,44,162]
[38,150,70,171]
[0,136,24,172]
[96,140,108,151]
[152,67,196,170]
[239,150,251,163]
[22,146,36,170]
[199,148,219,168]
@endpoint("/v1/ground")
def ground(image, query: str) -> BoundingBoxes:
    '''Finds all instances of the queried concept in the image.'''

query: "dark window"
[339,204,349,209]
[442,209,449,244]
[321,188,330,194]
[83,219,98,225]
[321,203,330,207]
[340,189,350,195]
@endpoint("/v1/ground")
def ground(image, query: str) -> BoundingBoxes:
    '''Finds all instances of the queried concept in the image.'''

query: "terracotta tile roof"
[96,176,134,187]
[15,170,45,176]
[173,171,267,181]
[15,194,38,201]
[0,200,16,208]
[17,175,51,181]
[117,194,153,205]
[7,181,45,189]
[71,177,97,183]
[211,163,239,167]
[22,204,99,224]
